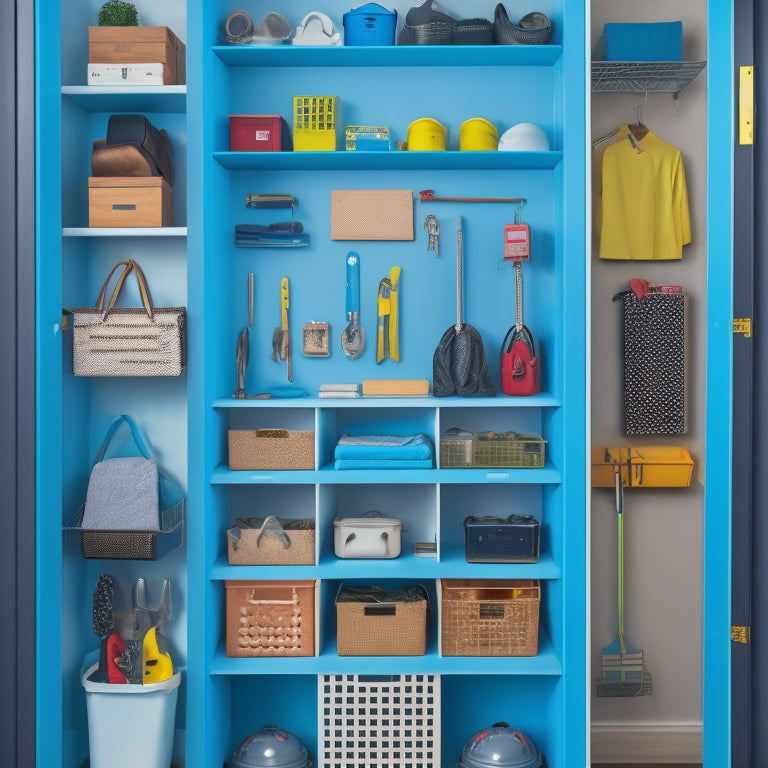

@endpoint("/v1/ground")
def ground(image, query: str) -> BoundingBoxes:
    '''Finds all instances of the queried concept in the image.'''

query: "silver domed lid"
[458,722,543,768]
[230,725,312,768]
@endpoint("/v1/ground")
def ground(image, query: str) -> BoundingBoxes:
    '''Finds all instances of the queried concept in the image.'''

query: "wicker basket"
[227,516,316,565]
[228,429,315,470]
[441,579,540,656]
[225,579,317,657]
[494,5,552,45]
[336,584,428,656]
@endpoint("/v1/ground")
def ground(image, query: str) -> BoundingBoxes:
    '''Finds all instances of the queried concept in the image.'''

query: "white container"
[88,62,166,85]
[333,515,402,558]
[81,662,181,768]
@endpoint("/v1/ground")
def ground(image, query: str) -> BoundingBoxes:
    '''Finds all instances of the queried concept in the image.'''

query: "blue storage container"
[598,21,683,62]
[343,3,397,46]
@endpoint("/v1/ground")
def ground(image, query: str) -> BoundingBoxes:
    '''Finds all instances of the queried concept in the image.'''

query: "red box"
[230,115,292,151]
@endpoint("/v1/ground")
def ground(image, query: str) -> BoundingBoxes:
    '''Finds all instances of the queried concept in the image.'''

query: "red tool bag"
[501,324,540,396]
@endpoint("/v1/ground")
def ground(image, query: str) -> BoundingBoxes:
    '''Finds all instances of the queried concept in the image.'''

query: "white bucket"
[81,663,181,768]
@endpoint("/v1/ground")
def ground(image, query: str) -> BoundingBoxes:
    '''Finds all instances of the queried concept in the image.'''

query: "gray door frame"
[1,0,36,766]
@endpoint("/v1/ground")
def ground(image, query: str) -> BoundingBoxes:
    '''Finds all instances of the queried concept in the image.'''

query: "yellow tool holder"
[591,446,694,488]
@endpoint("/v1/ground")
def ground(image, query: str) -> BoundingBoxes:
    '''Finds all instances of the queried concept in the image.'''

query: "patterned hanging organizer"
[613,281,687,435]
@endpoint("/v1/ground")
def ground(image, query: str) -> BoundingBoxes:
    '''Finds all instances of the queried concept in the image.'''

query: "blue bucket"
[343,3,397,46]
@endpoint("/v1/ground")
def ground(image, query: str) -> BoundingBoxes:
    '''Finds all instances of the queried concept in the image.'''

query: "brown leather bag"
[91,114,173,185]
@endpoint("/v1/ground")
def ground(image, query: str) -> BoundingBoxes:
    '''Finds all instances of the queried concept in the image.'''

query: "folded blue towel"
[598,22,682,62]
[334,433,434,461]
[334,458,434,470]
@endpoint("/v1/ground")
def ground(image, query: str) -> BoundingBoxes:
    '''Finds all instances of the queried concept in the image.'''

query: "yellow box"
[88,25,186,85]
[292,96,338,151]
[591,446,694,488]
[88,177,173,227]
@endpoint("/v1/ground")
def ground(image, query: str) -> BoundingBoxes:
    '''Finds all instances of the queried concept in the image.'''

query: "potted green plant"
[97,1,139,26]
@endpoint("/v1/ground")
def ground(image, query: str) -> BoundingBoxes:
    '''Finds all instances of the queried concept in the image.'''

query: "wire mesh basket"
[440,428,546,468]
[319,673,440,768]
[441,579,540,656]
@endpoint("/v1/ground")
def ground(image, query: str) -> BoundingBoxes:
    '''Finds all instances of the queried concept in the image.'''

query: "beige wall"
[589,1,709,762]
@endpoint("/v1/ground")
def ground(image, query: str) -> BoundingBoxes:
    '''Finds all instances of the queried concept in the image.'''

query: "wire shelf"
[591,61,706,98]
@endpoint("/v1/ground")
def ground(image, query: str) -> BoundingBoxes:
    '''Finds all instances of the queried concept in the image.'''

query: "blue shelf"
[214,149,562,171]
[211,552,561,581]
[214,394,561,408]
[63,227,188,237]
[62,85,186,113]
[209,628,561,676]
[213,44,562,68]
[212,462,560,485]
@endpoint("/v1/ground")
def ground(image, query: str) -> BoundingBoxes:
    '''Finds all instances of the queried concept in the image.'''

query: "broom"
[595,461,652,697]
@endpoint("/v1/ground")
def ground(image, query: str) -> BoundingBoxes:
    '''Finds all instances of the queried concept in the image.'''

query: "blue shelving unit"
[33,1,741,767]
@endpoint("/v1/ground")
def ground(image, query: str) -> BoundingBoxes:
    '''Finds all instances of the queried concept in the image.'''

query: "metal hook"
[634,91,648,127]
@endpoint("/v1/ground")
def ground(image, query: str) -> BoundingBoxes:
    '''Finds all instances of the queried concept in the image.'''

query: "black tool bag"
[91,114,173,185]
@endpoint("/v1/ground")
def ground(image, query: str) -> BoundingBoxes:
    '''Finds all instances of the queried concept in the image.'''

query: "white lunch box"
[333,514,403,559]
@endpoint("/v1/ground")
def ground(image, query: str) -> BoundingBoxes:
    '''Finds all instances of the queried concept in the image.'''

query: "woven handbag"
[71,258,186,377]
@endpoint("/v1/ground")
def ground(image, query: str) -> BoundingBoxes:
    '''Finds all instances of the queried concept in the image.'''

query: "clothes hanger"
[627,93,649,140]
[591,92,649,149]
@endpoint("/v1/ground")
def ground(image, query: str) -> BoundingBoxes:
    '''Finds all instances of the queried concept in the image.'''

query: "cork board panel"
[331,189,414,240]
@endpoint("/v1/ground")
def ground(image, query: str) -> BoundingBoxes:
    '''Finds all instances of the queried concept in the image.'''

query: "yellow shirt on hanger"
[598,127,691,260]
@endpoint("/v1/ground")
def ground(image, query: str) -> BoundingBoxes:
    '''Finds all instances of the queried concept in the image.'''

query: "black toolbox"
[463,514,540,563]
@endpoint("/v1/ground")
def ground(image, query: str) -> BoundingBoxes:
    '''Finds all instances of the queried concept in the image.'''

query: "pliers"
[376,266,400,363]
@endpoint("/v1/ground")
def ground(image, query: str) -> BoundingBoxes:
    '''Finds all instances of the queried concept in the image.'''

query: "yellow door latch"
[740,66,754,145]
[732,625,751,644]
[733,318,752,338]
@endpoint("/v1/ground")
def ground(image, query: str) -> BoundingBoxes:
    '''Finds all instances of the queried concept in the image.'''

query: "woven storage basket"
[225,579,317,657]
[441,579,540,656]
[228,429,315,470]
[336,584,428,656]
[227,516,316,565]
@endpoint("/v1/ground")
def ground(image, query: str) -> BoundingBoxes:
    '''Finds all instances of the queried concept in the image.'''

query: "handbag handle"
[97,259,155,321]
[257,516,292,550]
[93,414,154,465]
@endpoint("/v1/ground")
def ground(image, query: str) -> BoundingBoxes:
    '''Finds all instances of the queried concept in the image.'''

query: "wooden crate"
[88,177,173,228]
[88,26,186,85]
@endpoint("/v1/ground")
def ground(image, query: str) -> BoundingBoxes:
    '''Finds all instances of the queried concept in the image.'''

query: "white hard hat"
[498,122,550,151]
